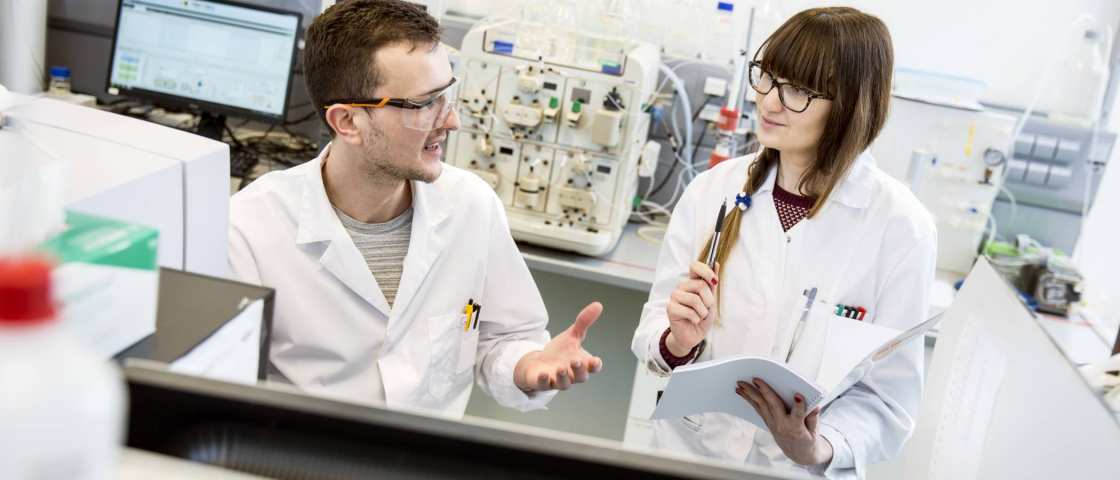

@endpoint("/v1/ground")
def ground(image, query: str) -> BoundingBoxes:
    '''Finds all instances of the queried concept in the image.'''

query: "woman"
[631,7,936,478]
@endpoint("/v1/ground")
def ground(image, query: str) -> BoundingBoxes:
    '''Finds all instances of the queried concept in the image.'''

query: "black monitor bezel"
[105,0,303,124]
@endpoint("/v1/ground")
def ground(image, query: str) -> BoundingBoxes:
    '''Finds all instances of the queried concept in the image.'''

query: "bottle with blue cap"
[708,1,739,62]
[47,66,71,97]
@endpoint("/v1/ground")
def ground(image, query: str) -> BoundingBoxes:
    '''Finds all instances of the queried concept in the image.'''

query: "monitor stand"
[195,112,227,142]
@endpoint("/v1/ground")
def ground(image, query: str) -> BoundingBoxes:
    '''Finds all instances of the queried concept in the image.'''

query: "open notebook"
[651,312,943,431]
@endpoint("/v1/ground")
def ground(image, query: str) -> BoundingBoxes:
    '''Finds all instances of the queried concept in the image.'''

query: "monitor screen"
[107,0,301,121]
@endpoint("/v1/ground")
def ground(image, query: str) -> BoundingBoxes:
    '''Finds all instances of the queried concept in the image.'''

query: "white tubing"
[659,62,694,163]
[999,184,1018,223]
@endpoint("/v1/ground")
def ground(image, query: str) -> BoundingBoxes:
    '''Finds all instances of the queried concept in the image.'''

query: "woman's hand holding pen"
[666,261,719,357]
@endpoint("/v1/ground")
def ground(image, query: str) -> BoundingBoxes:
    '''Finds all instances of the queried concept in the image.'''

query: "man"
[228,0,603,415]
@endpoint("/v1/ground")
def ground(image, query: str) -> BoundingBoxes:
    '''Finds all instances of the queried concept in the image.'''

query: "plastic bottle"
[47,66,71,97]
[708,1,738,63]
[0,256,126,480]
[1051,30,1110,126]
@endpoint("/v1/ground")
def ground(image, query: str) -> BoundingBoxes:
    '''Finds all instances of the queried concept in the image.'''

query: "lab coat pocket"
[457,328,480,374]
[427,313,468,399]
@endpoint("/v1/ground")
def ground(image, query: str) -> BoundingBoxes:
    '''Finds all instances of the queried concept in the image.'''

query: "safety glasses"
[748,62,831,113]
[325,77,459,131]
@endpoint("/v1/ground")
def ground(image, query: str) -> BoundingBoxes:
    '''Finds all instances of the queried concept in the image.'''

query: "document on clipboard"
[651,312,943,431]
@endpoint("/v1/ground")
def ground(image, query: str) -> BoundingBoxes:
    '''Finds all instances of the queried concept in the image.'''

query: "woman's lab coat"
[228,147,555,417]
[632,152,937,478]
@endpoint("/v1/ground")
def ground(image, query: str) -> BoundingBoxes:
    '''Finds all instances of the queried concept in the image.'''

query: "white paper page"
[170,299,263,384]
[651,356,824,431]
[201,313,262,385]
[819,311,944,407]
[816,317,901,392]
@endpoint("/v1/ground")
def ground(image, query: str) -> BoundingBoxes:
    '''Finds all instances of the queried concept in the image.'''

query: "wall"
[447,0,1120,110]
[765,0,1120,110]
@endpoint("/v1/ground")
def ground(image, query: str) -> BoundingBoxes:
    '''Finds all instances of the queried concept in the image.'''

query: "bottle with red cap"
[0,256,125,479]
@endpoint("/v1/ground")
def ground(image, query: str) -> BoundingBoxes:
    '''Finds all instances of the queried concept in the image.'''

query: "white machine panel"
[556,78,636,155]
[511,144,555,214]
[448,18,658,256]
[544,149,619,227]
[493,65,566,143]
[458,59,501,132]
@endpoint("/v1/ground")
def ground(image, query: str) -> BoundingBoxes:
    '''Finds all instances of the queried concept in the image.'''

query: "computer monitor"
[106,0,302,139]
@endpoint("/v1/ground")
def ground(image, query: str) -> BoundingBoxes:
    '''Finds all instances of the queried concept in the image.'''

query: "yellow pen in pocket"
[464,299,474,332]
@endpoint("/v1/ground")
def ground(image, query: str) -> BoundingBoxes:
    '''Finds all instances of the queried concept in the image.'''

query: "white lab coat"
[228,146,556,417]
[632,152,937,479]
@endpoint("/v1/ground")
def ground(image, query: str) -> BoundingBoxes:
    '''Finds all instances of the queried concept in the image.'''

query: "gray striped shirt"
[334,206,413,307]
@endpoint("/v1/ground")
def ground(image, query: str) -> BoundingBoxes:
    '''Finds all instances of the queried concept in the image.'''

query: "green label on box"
[39,211,159,271]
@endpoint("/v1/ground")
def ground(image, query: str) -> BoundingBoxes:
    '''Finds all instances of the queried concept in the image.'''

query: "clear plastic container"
[0,256,126,480]
[47,66,71,97]
[708,1,738,62]
[1050,29,1109,125]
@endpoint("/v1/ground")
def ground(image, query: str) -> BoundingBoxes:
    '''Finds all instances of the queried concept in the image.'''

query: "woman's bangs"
[758,18,835,96]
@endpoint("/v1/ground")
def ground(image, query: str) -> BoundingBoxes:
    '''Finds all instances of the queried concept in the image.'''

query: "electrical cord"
[646,144,681,199]
[649,110,712,199]
[690,122,709,165]
[691,95,713,123]
[284,109,318,125]
[226,123,319,190]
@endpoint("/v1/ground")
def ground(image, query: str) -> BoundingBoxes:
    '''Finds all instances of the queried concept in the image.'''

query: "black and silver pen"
[705,201,727,269]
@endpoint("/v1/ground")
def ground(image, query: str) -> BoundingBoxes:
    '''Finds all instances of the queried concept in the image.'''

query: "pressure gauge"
[983,148,1006,167]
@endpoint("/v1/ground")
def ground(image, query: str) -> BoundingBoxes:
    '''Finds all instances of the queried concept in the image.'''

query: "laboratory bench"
[518,222,658,292]
[118,448,267,480]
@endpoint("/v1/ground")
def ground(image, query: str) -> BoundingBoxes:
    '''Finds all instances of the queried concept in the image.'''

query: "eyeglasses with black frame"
[324,76,459,131]
[748,62,831,113]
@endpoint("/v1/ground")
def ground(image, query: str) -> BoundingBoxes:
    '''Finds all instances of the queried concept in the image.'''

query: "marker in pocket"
[832,303,869,321]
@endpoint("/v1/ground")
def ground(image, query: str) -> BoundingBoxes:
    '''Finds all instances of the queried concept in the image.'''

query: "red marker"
[857,307,867,321]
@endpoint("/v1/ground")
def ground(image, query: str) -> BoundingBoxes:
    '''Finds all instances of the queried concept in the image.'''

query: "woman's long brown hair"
[699,7,893,323]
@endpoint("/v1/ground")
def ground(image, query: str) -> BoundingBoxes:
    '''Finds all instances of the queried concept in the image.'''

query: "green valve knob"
[571,100,582,113]
[549,96,559,109]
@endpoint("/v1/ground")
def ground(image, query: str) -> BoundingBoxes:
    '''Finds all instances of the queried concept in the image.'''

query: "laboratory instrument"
[446,18,659,255]
[1020,256,1083,316]
[1,89,230,277]
[871,89,1017,274]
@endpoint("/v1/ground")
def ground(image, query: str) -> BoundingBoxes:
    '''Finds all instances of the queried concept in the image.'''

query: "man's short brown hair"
[303,0,441,131]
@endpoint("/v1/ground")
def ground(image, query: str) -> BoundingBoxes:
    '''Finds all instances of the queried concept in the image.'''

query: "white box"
[703,76,728,97]
[1,92,230,277]
[40,212,159,358]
